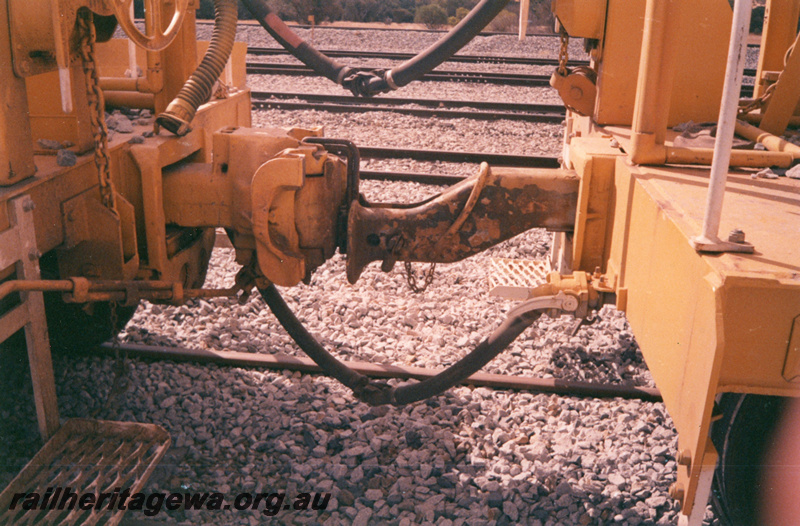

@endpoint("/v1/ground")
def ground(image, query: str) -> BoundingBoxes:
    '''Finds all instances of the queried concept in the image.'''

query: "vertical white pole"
[518,0,530,42]
[698,0,753,243]
[128,3,137,78]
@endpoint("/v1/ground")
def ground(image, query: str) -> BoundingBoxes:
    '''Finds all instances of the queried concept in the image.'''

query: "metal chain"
[404,261,436,294]
[78,11,118,214]
[557,26,570,76]
[739,82,776,115]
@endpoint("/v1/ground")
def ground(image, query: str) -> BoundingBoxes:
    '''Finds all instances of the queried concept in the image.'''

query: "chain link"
[557,26,570,76]
[403,261,436,294]
[739,79,776,115]
[78,11,118,215]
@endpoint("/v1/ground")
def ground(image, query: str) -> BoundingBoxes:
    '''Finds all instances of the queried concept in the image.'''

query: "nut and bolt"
[677,449,692,467]
[669,483,685,503]
[22,199,35,212]
[28,250,41,261]
[728,229,746,244]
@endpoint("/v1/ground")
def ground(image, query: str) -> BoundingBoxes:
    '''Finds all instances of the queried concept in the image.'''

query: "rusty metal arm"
[345,166,579,283]
[0,273,254,306]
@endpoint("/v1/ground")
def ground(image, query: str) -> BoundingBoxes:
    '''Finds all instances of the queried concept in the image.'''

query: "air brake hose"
[240,0,509,97]
[259,284,547,406]
[156,0,238,135]
[240,0,353,85]
[358,0,511,97]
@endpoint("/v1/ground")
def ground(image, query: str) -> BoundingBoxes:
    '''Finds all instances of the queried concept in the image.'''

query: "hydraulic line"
[240,0,510,97]
[240,0,353,85]
[156,0,237,135]
[355,0,511,96]
[259,284,559,406]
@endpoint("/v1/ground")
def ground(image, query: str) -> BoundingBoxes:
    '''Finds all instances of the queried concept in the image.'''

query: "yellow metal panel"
[601,152,800,514]
[595,0,730,127]
[569,137,620,273]
[754,0,800,98]
[0,0,35,186]
[611,158,728,514]
[26,65,95,153]
[717,277,800,394]
[552,0,606,39]
[594,0,645,125]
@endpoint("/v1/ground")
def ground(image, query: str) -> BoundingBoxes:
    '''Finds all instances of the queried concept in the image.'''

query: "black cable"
[259,284,544,406]
[359,0,511,96]
[240,0,510,97]
[240,0,353,85]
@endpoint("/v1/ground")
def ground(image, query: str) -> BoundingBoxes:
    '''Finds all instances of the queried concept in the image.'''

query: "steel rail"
[198,18,560,37]
[248,46,589,67]
[97,342,663,402]
[357,146,561,167]
[251,90,565,114]
[360,170,466,185]
[251,99,565,122]
[248,49,760,76]
[246,62,552,86]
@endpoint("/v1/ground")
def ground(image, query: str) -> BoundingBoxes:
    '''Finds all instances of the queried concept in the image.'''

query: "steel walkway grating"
[487,258,551,300]
[0,419,170,526]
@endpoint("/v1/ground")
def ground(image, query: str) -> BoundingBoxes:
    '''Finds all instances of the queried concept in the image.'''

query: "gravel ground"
[0,23,731,526]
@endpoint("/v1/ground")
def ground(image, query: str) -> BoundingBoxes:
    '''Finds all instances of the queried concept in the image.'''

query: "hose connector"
[156,0,237,135]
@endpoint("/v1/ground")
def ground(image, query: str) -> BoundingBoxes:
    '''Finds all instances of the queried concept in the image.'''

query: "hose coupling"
[342,70,388,97]
[156,99,196,136]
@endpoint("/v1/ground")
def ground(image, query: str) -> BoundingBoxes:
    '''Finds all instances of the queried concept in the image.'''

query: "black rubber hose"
[362,0,511,96]
[156,0,238,135]
[259,284,376,395]
[259,284,543,406]
[240,0,509,97]
[240,0,353,85]
[390,305,541,405]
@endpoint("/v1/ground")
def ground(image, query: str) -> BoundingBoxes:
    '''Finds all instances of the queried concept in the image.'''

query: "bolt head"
[728,229,745,244]
[669,483,685,503]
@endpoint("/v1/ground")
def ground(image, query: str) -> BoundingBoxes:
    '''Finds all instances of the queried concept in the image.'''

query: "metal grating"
[0,419,170,526]
[487,258,551,300]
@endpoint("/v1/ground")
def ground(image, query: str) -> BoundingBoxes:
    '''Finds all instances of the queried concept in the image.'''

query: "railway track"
[246,62,552,86]
[247,62,756,91]
[248,48,759,76]
[357,146,560,168]
[250,91,566,122]
[248,47,590,68]
[97,342,663,402]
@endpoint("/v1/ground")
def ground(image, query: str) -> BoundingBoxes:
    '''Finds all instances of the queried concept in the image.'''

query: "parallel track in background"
[246,62,553,86]
[248,46,590,68]
[248,48,759,76]
[247,62,756,91]
[250,91,566,122]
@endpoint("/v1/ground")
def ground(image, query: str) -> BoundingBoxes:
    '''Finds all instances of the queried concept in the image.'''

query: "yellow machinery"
[0,0,798,524]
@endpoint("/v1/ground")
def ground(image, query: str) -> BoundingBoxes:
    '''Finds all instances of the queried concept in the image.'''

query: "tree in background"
[270,0,343,22]
[415,3,448,28]
[193,0,556,32]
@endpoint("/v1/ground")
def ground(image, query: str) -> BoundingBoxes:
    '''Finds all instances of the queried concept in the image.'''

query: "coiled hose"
[156,0,238,135]
[241,0,509,97]
[259,284,552,406]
